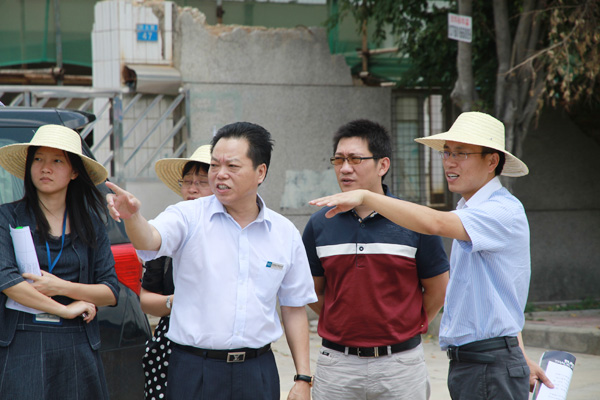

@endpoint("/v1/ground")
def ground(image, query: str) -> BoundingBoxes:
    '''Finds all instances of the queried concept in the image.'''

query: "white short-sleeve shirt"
[138,194,317,349]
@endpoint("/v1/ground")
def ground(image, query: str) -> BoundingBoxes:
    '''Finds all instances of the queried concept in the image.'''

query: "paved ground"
[149,311,600,398]
[273,318,600,400]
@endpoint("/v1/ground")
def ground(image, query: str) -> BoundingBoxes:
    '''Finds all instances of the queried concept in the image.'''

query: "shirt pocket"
[252,260,286,303]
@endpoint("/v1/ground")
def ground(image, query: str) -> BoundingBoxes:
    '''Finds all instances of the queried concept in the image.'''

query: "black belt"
[322,335,421,358]
[446,336,519,364]
[173,343,271,363]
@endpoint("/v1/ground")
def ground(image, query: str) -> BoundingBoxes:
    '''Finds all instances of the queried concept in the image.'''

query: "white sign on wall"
[448,13,472,43]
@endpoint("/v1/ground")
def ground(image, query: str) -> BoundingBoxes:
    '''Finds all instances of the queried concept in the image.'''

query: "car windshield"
[0,137,24,204]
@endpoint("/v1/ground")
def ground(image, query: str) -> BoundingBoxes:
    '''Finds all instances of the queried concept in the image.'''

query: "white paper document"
[534,361,573,400]
[532,351,576,400]
[6,225,43,314]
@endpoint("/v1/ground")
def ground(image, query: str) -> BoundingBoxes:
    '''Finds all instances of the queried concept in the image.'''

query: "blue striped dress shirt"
[439,177,531,349]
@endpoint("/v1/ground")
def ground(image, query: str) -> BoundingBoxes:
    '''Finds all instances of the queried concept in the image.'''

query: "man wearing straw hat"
[106,122,317,400]
[309,112,553,399]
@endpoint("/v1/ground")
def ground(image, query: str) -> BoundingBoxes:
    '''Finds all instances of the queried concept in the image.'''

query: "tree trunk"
[450,0,474,112]
[493,0,545,189]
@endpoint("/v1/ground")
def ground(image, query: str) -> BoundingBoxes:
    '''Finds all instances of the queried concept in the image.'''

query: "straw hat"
[0,124,108,185]
[154,144,212,195]
[414,111,528,177]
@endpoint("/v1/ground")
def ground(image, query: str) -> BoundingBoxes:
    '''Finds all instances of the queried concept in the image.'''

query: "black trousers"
[167,345,280,400]
[447,346,530,400]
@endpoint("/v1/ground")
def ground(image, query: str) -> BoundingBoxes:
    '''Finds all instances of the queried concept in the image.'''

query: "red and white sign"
[448,13,472,43]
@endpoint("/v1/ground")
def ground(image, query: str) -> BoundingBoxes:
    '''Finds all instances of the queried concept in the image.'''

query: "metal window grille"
[391,91,452,209]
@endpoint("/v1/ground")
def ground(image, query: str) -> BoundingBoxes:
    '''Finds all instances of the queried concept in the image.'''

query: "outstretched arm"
[310,190,469,241]
[105,181,162,251]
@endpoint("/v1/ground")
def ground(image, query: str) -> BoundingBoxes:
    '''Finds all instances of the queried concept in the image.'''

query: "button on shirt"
[137,195,317,350]
[439,177,531,349]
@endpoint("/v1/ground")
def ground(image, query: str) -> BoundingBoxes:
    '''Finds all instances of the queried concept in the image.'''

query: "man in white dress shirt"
[107,122,317,400]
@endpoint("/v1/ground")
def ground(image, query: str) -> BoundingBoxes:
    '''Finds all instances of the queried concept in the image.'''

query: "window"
[391,92,451,209]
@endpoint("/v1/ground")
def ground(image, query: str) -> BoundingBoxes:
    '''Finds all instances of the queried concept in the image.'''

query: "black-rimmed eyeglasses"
[329,156,378,166]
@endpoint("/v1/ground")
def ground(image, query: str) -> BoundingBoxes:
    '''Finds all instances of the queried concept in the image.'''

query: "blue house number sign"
[137,24,158,42]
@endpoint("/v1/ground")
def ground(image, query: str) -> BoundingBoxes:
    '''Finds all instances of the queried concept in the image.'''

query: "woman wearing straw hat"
[0,124,118,399]
[309,112,554,399]
[140,144,212,400]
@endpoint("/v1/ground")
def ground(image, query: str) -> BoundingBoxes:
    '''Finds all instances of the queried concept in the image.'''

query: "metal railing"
[0,85,190,185]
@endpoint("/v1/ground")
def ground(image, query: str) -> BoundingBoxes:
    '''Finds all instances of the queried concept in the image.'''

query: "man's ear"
[378,157,391,178]
[256,163,267,185]
[488,153,500,174]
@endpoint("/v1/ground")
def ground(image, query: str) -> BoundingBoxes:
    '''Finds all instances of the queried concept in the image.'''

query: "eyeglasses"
[439,151,489,161]
[177,179,209,188]
[329,156,378,166]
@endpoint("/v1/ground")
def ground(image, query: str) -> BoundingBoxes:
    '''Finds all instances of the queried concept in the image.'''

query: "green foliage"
[398,4,458,89]
[328,0,600,113]
[328,0,504,110]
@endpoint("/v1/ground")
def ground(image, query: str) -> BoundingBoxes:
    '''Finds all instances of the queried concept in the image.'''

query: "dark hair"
[211,122,274,179]
[23,146,107,247]
[482,147,506,176]
[332,119,392,180]
[182,161,209,178]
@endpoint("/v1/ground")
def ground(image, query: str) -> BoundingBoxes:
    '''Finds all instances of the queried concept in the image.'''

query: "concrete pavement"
[273,318,600,400]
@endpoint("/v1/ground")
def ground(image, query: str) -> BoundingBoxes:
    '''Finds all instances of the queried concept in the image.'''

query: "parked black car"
[0,107,151,400]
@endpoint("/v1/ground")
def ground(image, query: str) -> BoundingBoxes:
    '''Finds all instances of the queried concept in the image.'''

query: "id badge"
[34,313,63,325]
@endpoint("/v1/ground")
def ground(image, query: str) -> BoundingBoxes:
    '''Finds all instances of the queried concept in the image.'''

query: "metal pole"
[53,0,63,85]
[360,0,368,76]
[111,95,125,186]
[216,0,224,24]
[20,0,27,69]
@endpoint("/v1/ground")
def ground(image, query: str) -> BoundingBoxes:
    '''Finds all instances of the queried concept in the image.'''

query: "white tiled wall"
[93,0,174,87]
[92,0,177,180]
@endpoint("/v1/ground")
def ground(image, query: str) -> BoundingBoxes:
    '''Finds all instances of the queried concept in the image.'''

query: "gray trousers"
[447,346,530,400]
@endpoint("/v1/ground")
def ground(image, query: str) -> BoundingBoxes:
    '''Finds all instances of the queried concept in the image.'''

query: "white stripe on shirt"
[316,243,417,259]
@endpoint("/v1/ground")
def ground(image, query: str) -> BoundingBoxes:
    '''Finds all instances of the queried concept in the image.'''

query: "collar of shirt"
[456,176,502,210]
[208,193,272,232]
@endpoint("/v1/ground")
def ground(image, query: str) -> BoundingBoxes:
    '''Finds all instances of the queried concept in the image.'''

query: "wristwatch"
[293,374,313,386]
[165,295,172,310]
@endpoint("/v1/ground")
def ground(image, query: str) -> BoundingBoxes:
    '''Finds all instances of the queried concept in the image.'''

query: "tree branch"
[505,26,577,77]
[512,0,537,65]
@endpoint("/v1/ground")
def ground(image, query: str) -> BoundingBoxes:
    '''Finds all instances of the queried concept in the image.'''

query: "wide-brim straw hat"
[155,144,212,195]
[414,111,528,177]
[0,124,108,185]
